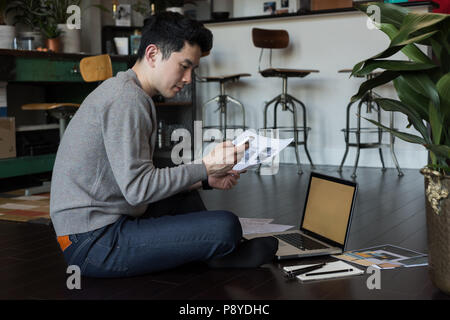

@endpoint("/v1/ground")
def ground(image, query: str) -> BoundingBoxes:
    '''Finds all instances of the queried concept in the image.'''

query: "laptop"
[244,172,358,260]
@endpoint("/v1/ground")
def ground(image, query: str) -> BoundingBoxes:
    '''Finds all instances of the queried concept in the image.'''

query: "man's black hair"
[137,12,213,60]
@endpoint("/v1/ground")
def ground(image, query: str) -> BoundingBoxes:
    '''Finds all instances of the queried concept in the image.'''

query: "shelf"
[0,154,56,179]
[202,1,436,24]
[0,49,130,62]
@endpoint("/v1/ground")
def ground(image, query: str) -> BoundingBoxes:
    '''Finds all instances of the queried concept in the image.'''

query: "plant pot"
[0,25,15,49]
[421,167,450,295]
[57,24,81,54]
[46,37,62,53]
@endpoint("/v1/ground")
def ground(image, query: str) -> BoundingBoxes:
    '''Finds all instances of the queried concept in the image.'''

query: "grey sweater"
[50,69,207,236]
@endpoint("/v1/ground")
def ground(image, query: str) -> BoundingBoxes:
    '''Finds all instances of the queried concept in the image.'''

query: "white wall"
[197,7,429,169]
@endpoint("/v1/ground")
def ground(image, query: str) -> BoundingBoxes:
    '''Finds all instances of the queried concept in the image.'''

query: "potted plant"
[0,0,16,49]
[40,18,62,53]
[351,2,450,294]
[5,0,48,49]
[40,0,82,53]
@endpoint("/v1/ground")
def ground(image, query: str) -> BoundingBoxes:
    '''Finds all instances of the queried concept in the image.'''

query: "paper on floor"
[239,217,293,235]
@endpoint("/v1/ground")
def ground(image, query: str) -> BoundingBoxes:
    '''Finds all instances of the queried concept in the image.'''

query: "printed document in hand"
[232,130,293,171]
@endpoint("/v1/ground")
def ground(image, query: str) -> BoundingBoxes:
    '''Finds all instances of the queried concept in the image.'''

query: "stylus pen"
[284,263,326,278]
[305,268,353,277]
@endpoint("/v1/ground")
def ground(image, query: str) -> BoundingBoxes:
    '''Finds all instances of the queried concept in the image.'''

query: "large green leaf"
[362,117,426,145]
[402,73,440,111]
[351,47,403,76]
[380,23,433,63]
[379,23,432,64]
[403,74,442,145]
[430,32,450,73]
[429,100,443,145]
[356,60,437,76]
[393,30,439,47]
[351,71,400,102]
[426,144,450,161]
[394,76,430,122]
[374,98,430,143]
[436,73,450,128]
[391,12,449,46]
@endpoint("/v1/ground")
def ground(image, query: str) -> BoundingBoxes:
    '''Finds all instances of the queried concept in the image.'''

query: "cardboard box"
[300,0,353,11]
[0,117,16,159]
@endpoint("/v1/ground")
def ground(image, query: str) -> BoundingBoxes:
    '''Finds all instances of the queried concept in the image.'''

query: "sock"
[206,237,279,269]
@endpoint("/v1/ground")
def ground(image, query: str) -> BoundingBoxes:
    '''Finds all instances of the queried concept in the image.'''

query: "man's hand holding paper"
[232,130,293,171]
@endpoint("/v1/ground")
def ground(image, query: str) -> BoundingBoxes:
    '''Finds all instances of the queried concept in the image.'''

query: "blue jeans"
[59,191,242,278]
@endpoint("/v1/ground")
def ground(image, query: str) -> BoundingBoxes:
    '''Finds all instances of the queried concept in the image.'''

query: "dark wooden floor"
[0,164,449,300]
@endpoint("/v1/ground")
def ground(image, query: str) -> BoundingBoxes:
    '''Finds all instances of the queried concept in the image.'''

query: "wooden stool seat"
[261,68,319,78]
[21,103,80,111]
[202,73,251,83]
[21,103,81,139]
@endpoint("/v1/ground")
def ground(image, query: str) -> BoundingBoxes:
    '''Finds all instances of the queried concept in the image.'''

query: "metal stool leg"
[257,95,281,174]
[202,96,221,152]
[378,148,386,172]
[226,95,246,131]
[273,100,281,129]
[290,99,303,175]
[374,101,386,172]
[59,117,67,139]
[338,100,355,172]
[389,111,404,176]
[263,94,281,129]
[352,141,361,178]
[351,99,365,178]
[290,95,315,169]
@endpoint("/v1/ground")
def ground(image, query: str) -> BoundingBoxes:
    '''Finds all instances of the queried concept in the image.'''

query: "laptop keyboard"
[274,233,328,250]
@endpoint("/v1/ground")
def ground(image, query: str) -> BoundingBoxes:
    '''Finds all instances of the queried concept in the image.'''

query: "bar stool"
[337,69,404,178]
[199,73,250,142]
[21,54,113,140]
[252,28,318,174]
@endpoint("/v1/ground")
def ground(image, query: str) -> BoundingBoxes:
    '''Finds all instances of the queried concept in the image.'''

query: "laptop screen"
[301,173,357,247]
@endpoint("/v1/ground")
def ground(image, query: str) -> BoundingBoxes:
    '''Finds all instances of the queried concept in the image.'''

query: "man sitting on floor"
[50,12,278,278]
